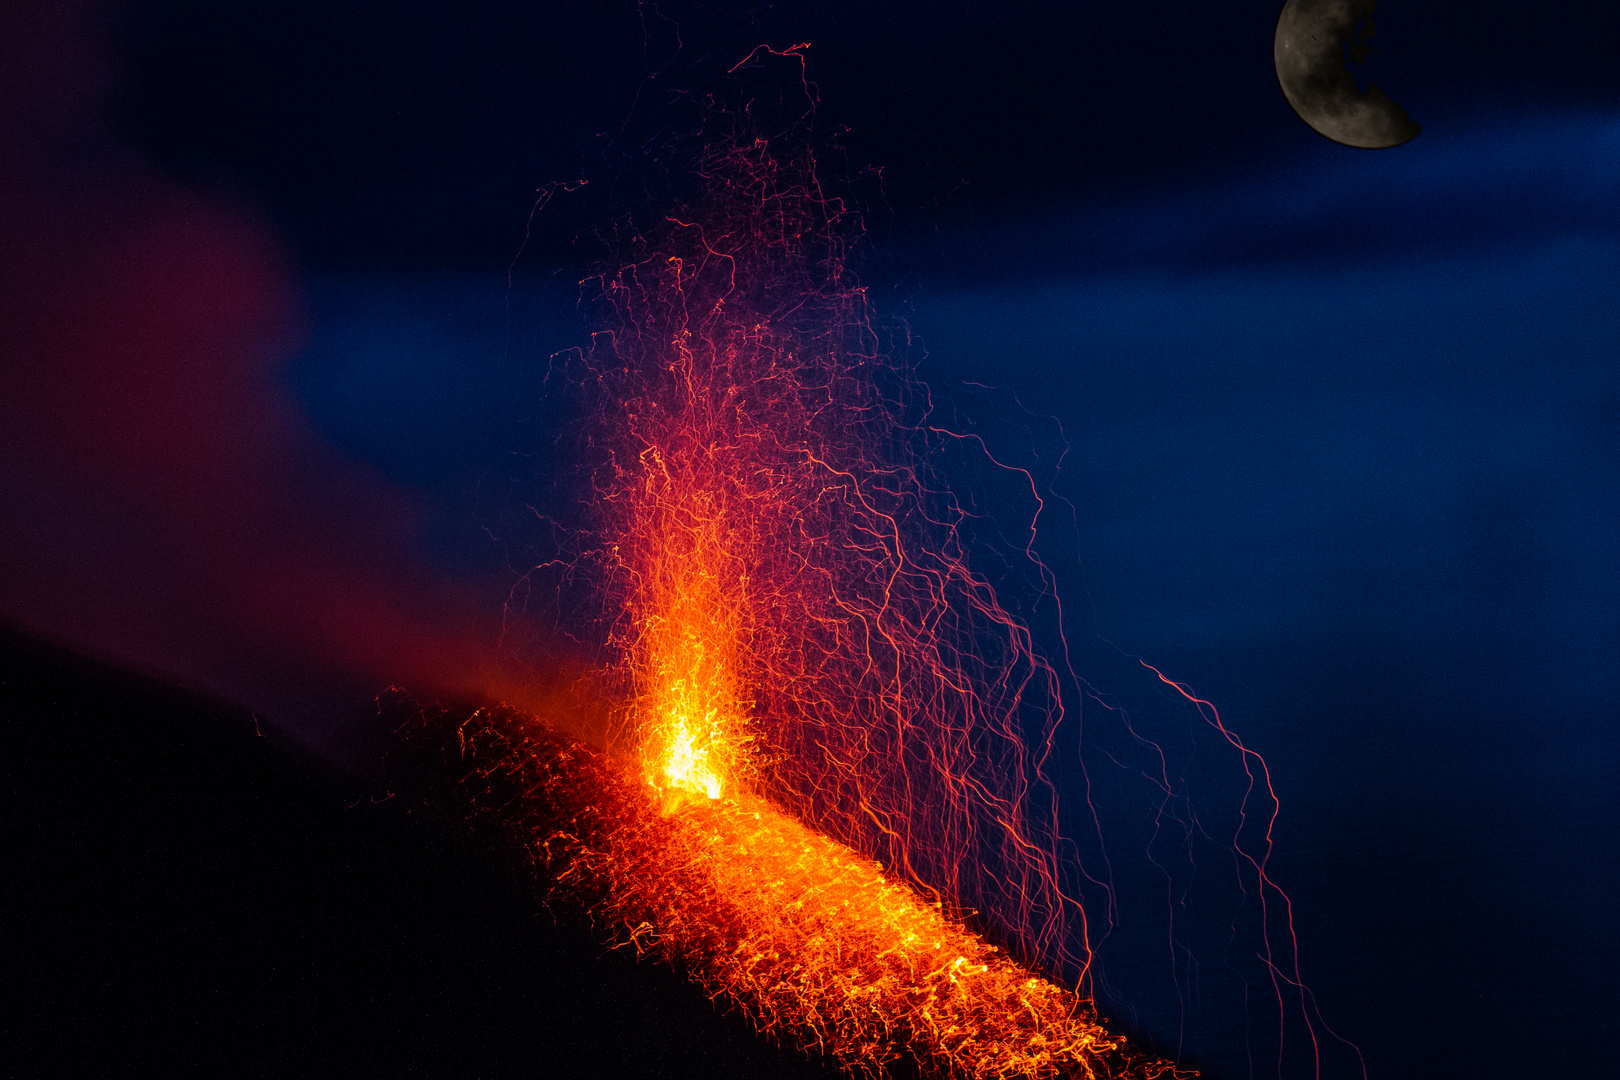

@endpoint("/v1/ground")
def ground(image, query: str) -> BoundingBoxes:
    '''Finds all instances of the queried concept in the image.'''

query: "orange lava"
[396,700,1180,1079]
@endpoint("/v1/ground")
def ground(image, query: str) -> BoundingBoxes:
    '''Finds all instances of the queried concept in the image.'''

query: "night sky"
[3,2,1617,1078]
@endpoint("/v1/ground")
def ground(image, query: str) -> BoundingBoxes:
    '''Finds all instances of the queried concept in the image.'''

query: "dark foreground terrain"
[0,625,837,1079]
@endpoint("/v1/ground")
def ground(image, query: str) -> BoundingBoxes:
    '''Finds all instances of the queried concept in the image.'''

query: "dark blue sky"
[117,0,1620,266]
[5,2,1617,1078]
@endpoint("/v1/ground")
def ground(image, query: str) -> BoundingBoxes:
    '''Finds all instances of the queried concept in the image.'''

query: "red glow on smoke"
[0,0,532,754]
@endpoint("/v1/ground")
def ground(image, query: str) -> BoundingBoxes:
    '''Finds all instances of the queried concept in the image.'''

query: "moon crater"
[1275,0,1420,148]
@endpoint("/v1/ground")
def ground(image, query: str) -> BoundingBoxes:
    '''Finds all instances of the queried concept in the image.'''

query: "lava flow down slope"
[391,700,1180,1079]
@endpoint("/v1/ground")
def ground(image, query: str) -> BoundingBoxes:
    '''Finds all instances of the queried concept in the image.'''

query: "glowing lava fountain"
[412,50,1198,1079]
[573,86,1088,986]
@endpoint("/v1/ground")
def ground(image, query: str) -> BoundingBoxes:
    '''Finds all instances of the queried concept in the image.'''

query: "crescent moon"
[1274,0,1420,148]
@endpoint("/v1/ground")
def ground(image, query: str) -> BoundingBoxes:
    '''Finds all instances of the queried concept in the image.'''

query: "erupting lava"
[566,61,1088,993]
[502,55,1172,1072]
[399,46,1341,1080]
